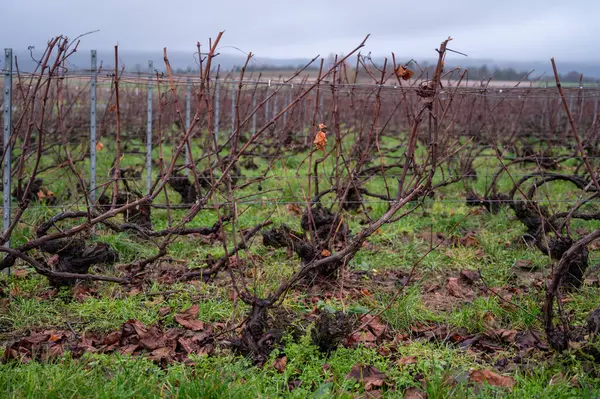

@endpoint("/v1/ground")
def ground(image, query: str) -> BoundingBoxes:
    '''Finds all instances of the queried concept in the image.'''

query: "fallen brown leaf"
[23,332,51,346]
[404,387,427,399]
[490,329,518,344]
[287,203,303,216]
[158,307,171,317]
[397,356,417,366]
[103,331,121,346]
[469,369,516,388]
[459,234,479,247]
[138,326,166,350]
[446,277,473,299]
[48,332,63,343]
[347,363,387,391]
[46,343,65,359]
[273,356,287,373]
[515,329,546,350]
[513,259,536,271]
[361,314,387,339]
[459,269,480,285]
[12,268,30,278]
[118,344,139,355]
[174,305,205,331]
[148,346,173,363]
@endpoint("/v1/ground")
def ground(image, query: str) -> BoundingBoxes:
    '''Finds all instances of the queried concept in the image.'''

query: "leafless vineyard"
[2,34,600,364]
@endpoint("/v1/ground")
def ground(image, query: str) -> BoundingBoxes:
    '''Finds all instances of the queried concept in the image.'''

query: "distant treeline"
[443,64,598,83]
[167,65,319,76]
[165,64,597,83]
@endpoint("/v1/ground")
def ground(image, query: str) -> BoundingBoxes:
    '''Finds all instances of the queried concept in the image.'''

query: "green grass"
[1,338,599,398]
[2,138,600,397]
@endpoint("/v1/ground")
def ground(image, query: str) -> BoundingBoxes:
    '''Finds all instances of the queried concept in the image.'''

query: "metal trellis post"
[252,84,257,135]
[3,48,12,270]
[89,50,97,202]
[146,60,153,194]
[568,94,574,131]
[283,88,290,126]
[265,81,270,122]
[319,93,324,121]
[579,84,585,126]
[540,81,547,132]
[185,78,191,176]
[273,89,278,120]
[231,84,236,137]
[214,78,220,145]
[302,98,307,144]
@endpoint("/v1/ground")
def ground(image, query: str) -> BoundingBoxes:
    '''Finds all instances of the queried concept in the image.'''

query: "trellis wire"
[8,198,600,212]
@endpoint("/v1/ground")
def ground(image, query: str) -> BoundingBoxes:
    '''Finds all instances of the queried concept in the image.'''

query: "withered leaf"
[513,259,536,271]
[459,233,479,247]
[118,344,139,355]
[352,330,378,344]
[138,326,166,350]
[347,363,387,391]
[12,269,30,278]
[490,329,518,344]
[287,203,303,216]
[361,314,387,339]
[178,337,199,354]
[23,332,50,346]
[273,356,287,373]
[148,347,173,363]
[395,65,414,81]
[314,130,328,151]
[404,387,427,399]
[459,269,480,285]
[469,369,516,388]
[515,329,546,350]
[103,331,121,346]
[174,305,205,331]
[45,343,65,360]
[158,307,171,317]
[446,277,473,299]
[48,332,63,343]
[397,356,417,366]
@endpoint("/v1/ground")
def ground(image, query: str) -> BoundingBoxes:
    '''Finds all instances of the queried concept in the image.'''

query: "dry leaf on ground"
[174,305,205,331]
[273,356,287,373]
[469,369,516,388]
[347,363,387,391]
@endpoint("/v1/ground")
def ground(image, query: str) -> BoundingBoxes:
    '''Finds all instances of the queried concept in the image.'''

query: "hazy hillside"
[8,48,600,80]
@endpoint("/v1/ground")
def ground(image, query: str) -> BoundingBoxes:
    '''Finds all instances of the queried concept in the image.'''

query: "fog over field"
[1,0,599,76]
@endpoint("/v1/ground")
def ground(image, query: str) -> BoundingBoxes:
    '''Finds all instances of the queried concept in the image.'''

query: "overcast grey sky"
[2,0,599,62]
